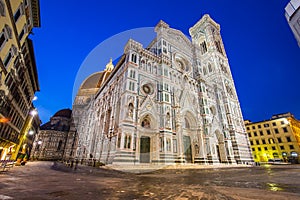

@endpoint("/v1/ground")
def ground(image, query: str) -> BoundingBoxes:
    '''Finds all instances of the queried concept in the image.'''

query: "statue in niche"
[128,103,134,119]
[165,112,171,128]
[194,144,199,156]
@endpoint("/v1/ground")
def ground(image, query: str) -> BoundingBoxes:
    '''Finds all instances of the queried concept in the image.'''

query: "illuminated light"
[0,117,10,123]
[30,109,38,116]
[28,130,34,135]
[38,141,42,145]
[283,118,289,125]
[267,183,283,191]
[32,96,38,101]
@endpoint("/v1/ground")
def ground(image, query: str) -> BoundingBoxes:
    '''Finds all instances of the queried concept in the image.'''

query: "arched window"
[215,40,223,55]
[131,53,137,63]
[208,63,212,73]
[184,118,190,129]
[124,134,131,149]
[153,65,157,74]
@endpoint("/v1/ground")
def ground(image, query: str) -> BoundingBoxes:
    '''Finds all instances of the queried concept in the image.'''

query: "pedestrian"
[74,159,79,170]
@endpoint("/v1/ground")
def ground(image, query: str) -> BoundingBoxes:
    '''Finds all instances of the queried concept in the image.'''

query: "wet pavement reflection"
[0,162,300,199]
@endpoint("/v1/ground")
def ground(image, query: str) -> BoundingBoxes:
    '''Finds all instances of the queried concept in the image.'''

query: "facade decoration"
[72,15,253,165]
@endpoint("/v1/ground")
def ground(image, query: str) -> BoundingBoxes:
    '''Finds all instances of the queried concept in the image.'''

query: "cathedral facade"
[72,15,253,165]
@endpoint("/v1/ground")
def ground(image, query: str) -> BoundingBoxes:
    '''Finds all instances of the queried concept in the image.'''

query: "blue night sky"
[31,0,300,124]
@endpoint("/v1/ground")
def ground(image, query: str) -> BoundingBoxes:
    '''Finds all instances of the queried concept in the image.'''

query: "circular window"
[142,84,153,95]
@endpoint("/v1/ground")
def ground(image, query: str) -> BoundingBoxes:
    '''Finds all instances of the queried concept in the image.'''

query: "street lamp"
[11,108,38,160]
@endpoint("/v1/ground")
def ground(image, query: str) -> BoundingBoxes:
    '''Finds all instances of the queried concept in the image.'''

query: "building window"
[128,82,135,91]
[264,123,269,127]
[282,127,288,133]
[264,147,268,150]
[0,0,5,16]
[248,132,251,137]
[18,28,25,41]
[272,146,276,150]
[286,136,291,142]
[258,125,261,128]
[250,141,253,145]
[262,139,266,144]
[268,138,274,144]
[3,51,12,67]
[267,130,271,135]
[258,147,261,151]
[131,53,137,63]
[124,134,131,149]
[129,69,135,79]
[215,40,223,54]
[277,138,282,143]
[280,146,285,150]
[256,140,260,145]
[259,131,263,136]
[0,32,6,50]
[274,128,279,134]
[272,122,276,126]
[164,93,170,102]
[252,148,255,151]
[160,137,164,152]
[253,132,257,136]
[289,145,294,150]
[252,126,255,129]
[200,41,207,55]
[247,127,250,131]
[14,5,23,22]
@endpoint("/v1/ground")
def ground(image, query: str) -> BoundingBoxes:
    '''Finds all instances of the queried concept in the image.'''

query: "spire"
[105,58,114,71]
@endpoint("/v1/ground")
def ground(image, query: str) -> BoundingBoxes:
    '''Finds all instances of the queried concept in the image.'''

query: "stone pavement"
[0,161,300,200]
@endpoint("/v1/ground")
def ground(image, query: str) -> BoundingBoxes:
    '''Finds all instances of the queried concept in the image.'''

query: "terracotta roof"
[80,72,106,89]
[53,109,72,118]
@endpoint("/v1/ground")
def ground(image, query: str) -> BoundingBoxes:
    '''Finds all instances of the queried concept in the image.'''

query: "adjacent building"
[31,109,76,161]
[0,0,41,160]
[245,113,300,163]
[285,0,300,47]
[72,15,253,166]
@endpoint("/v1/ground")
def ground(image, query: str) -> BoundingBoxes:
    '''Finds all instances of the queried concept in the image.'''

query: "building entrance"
[183,136,192,163]
[140,136,150,163]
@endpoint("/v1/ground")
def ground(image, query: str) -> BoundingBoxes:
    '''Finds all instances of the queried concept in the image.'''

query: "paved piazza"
[1,162,300,200]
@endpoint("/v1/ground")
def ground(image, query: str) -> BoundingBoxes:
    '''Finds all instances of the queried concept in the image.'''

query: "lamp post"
[11,109,38,160]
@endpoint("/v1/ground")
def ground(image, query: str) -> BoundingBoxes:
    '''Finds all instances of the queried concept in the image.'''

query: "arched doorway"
[140,136,150,163]
[183,135,192,163]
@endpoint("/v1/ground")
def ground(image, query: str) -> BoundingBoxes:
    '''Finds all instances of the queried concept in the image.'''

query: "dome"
[80,71,106,89]
[53,109,72,118]
[80,59,114,90]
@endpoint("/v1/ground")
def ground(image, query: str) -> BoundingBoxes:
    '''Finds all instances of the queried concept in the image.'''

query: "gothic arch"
[140,113,158,129]
[182,111,197,129]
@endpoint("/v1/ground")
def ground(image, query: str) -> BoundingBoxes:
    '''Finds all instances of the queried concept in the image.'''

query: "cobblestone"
[0,161,300,200]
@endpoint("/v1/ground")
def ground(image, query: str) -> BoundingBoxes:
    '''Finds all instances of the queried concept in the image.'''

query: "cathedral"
[72,15,253,165]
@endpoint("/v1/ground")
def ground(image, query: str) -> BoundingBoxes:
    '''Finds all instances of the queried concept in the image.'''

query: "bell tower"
[189,15,253,164]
